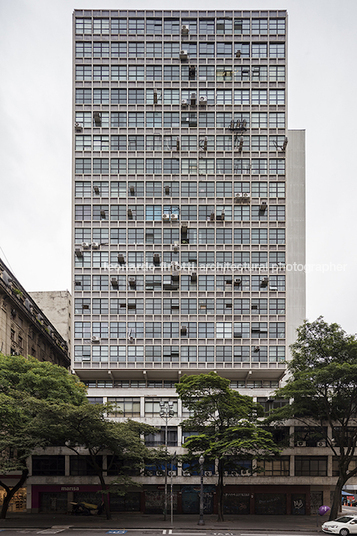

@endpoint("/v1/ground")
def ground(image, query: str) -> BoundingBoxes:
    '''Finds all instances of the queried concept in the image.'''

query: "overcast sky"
[0,0,356,334]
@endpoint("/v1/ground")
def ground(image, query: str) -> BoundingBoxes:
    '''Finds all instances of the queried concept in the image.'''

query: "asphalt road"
[0,529,321,536]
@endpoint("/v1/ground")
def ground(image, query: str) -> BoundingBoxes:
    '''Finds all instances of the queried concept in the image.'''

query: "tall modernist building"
[72,10,308,515]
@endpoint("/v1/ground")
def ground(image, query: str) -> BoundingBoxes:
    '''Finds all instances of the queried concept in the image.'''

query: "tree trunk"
[329,476,345,521]
[97,471,111,520]
[216,460,224,522]
[0,468,29,519]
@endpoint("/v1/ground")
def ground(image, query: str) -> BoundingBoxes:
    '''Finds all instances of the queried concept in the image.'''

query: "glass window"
[269,18,286,35]
[199,42,215,58]
[270,43,285,58]
[252,43,267,58]
[270,89,285,105]
[75,18,92,34]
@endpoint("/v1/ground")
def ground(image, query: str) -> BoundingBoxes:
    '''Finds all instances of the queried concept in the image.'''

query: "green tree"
[59,403,156,519]
[0,354,87,519]
[176,372,280,521]
[265,317,357,520]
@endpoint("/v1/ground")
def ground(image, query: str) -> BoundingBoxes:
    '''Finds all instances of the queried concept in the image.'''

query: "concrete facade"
[29,291,72,350]
[15,8,351,517]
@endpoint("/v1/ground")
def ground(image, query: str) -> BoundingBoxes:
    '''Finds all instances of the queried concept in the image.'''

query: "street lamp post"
[198,454,205,525]
[160,400,174,521]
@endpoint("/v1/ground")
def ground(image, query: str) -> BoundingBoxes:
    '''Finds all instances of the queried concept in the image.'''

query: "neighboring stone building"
[0,258,70,368]
[29,291,72,352]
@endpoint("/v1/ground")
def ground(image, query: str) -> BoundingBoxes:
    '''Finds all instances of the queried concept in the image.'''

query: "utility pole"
[160,400,174,521]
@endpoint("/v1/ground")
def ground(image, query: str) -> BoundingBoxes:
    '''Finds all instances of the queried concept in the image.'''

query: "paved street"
[3,506,356,535]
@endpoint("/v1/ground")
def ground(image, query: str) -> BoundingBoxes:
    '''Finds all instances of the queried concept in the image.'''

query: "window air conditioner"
[75,247,83,257]
[190,92,196,105]
[204,471,213,477]
[234,193,243,203]
[92,336,100,343]
[241,470,250,476]
[111,277,118,287]
[168,470,177,477]
[182,470,191,477]
[180,50,188,60]
[181,98,188,106]
[260,201,267,211]
[74,122,83,132]
[162,213,170,222]
[171,214,179,222]
[296,441,306,447]
[242,192,250,202]
[317,440,326,447]
[199,96,207,105]
[181,25,189,34]
[82,242,90,249]
[92,242,99,249]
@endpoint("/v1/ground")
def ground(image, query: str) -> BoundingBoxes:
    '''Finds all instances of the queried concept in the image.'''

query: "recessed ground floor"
[19,484,330,516]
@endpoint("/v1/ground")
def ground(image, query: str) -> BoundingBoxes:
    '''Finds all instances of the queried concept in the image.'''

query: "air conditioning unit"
[82,242,90,249]
[260,201,267,211]
[128,336,134,343]
[92,242,99,249]
[181,98,188,106]
[241,470,250,476]
[181,25,189,34]
[171,214,179,222]
[180,50,188,60]
[181,221,188,232]
[190,92,196,105]
[296,441,306,447]
[75,247,83,257]
[199,96,207,105]
[153,254,161,265]
[317,440,326,447]
[242,192,250,202]
[162,213,170,222]
[93,185,100,194]
[210,211,215,221]
[182,470,191,477]
[168,470,177,477]
[100,209,106,218]
[173,242,179,252]
[92,336,100,343]
[181,326,187,336]
[118,254,125,265]
[111,277,118,288]
[235,50,241,58]
[234,193,243,203]
[191,272,197,282]
[261,277,269,288]
[129,277,136,288]
[204,471,213,477]
[129,185,135,195]
[74,122,83,132]
[231,471,239,477]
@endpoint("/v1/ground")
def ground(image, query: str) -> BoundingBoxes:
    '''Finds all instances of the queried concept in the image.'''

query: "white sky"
[0,0,356,334]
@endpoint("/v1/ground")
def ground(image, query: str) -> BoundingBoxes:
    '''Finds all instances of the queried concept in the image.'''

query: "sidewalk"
[0,511,325,532]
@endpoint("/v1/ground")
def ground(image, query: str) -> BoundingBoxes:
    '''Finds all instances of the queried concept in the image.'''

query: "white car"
[322,515,357,535]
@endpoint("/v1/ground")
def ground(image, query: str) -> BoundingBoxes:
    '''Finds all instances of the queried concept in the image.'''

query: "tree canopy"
[265,317,357,519]
[0,354,87,518]
[56,402,156,519]
[176,372,280,521]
